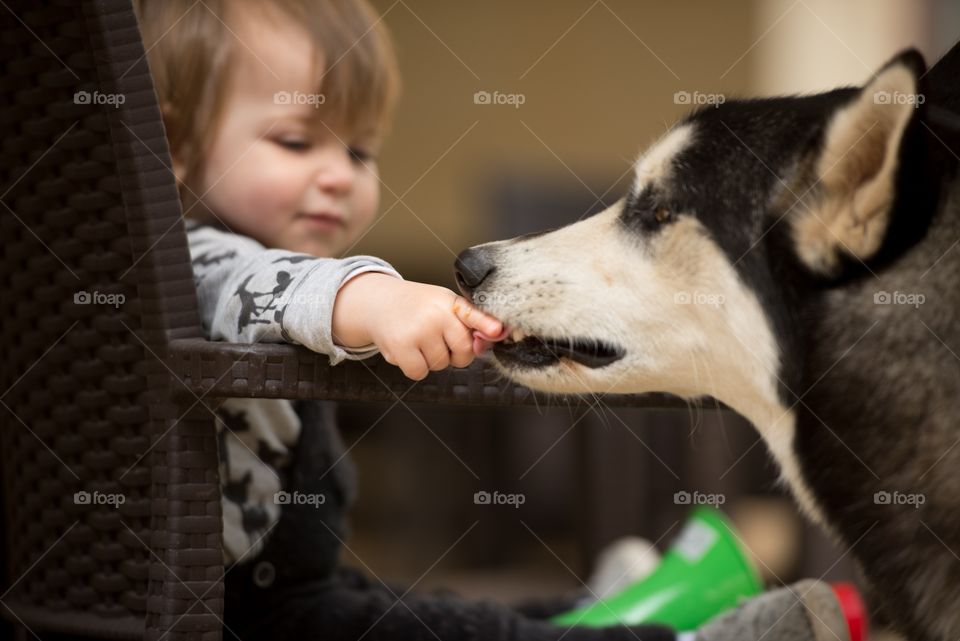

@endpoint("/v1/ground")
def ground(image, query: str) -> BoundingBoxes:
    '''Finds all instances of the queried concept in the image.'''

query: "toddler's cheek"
[203,159,286,226]
[245,167,300,212]
[348,175,380,225]
[238,178,300,227]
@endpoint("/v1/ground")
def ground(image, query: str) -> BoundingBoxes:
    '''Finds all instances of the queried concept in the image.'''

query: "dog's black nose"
[454,247,495,296]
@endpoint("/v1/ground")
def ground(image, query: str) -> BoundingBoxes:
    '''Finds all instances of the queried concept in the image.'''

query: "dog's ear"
[792,49,926,276]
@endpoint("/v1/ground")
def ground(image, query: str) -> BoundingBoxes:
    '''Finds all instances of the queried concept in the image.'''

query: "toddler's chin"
[280,232,340,258]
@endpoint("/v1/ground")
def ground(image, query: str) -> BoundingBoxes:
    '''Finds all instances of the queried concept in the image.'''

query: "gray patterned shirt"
[185,219,401,564]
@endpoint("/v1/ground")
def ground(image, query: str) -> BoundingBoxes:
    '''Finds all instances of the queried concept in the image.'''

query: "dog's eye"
[620,190,677,233]
[639,206,673,230]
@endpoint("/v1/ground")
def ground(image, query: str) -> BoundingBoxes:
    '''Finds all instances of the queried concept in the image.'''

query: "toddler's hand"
[462,306,510,356]
[332,273,504,380]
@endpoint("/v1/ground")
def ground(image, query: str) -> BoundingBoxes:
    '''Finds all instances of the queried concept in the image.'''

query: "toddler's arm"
[186,220,504,378]
[186,219,400,365]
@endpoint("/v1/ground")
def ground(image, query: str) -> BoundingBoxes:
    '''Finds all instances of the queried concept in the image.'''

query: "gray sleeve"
[186,221,402,365]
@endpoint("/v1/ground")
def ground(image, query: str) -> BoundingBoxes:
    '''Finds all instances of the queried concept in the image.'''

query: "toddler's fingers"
[444,324,474,368]
[474,326,509,343]
[396,348,430,381]
[471,318,510,357]
[473,334,495,357]
[452,296,504,337]
[451,348,474,369]
[421,339,451,372]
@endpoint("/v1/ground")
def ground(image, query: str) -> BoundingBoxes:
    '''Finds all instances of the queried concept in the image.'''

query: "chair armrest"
[164,338,697,408]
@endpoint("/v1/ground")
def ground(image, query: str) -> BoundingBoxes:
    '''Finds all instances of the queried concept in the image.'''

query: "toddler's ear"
[160,103,187,182]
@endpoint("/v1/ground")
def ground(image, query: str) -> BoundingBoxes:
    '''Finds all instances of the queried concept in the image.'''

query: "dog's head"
[455,50,931,411]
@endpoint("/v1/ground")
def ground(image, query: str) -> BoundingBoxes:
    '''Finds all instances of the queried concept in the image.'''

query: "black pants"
[224,563,676,641]
[223,406,676,641]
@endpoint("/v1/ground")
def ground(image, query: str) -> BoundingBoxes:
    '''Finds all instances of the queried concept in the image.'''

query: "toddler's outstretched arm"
[187,220,501,378]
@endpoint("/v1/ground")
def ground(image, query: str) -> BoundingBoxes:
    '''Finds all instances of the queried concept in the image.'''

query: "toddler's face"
[190,8,380,257]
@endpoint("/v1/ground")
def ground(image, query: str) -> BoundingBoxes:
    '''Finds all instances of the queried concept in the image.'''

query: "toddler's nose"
[315,148,357,193]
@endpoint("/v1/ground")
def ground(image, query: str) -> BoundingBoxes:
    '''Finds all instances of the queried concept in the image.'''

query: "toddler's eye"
[277,138,311,152]
[349,147,375,163]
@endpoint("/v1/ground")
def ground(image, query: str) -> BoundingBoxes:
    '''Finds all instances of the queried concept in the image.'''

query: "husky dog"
[455,47,960,641]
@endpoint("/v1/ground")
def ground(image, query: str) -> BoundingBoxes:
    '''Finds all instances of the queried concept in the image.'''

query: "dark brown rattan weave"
[0,2,687,639]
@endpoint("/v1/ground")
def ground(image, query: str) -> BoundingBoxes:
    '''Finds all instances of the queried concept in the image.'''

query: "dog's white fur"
[478,129,830,525]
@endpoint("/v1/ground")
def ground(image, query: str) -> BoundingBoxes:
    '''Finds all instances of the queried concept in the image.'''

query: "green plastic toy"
[551,507,762,631]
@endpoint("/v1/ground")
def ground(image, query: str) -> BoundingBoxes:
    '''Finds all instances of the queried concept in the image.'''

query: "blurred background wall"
[337,0,957,604]
[355,0,954,280]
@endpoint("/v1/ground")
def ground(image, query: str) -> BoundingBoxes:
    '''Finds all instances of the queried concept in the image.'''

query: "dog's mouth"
[492,330,624,369]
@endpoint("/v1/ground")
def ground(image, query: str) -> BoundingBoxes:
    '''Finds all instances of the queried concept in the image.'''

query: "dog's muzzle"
[454,247,496,297]
[453,246,624,370]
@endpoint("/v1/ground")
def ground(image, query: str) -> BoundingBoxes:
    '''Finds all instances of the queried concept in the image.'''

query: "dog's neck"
[698,349,829,527]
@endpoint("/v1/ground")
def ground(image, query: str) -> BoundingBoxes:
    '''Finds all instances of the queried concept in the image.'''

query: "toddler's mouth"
[299,212,345,229]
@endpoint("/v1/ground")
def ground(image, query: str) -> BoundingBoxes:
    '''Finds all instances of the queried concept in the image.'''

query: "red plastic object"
[831,583,867,641]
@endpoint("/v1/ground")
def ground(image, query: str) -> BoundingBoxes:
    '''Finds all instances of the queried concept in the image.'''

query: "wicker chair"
[0,1,690,639]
